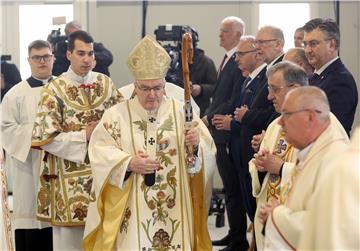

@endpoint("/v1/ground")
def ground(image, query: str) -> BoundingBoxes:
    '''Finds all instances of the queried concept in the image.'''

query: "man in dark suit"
[255,25,286,127]
[303,18,358,135]
[216,25,286,223]
[213,36,273,247]
[255,25,285,69]
[202,16,248,251]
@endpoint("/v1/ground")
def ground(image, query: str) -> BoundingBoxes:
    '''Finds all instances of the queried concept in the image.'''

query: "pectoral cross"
[148,137,155,145]
[149,117,156,123]
[276,139,287,154]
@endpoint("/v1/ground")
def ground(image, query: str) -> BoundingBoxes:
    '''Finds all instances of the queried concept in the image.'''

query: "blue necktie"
[239,77,252,106]
[309,73,320,85]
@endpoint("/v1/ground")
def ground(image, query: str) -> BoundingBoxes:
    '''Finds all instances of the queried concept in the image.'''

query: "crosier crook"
[181,32,197,176]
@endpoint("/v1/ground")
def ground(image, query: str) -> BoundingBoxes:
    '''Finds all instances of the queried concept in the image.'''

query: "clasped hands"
[252,149,284,174]
[210,105,249,131]
[128,122,200,175]
[251,130,265,152]
[258,197,279,225]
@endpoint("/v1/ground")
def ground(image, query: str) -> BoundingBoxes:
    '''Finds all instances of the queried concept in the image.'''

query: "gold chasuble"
[32,72,123,226]
[83,97,215,251]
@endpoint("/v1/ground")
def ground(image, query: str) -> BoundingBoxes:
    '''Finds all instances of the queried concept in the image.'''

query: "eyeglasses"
[302,39,331,49]
[135,84,165,93]
[281,108,322,119]
[235,50,257,57]
[30,54,53,63]
[267,84,294,94]
[255,39,278,45]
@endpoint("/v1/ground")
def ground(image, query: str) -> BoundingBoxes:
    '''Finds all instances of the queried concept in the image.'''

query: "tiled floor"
[208,213,253,251]
[9,195,247,251]
[208,214,229,250]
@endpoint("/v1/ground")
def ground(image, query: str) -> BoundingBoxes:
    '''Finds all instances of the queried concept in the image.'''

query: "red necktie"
[218,54,228,75]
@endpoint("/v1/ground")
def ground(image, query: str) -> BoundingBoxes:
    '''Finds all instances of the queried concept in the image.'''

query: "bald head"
[287,86,330,119]
[279,86,331,149]
[284,48,314,76]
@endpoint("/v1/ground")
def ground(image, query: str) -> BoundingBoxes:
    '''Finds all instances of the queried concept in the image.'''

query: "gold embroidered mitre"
[127,35,170,80]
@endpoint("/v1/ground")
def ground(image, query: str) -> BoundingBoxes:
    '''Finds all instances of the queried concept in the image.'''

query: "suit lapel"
[316,58,342,87]
[213,53,236,93]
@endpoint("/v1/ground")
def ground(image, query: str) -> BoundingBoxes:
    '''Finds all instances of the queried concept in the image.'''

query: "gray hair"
[65,20,82,35]
[28,40,51,55]
[266,61,309,87]
[222,16,245,36]
[259,25,285,43]
[288,86,330,121]
[302,18,340,49]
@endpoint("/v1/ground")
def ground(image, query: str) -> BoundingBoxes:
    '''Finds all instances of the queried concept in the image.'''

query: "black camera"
[47,28,67,54]
[1,55,11,62]
[154,25,199,85]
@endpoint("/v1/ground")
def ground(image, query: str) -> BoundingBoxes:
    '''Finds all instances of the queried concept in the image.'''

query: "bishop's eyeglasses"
[135,83,165,93]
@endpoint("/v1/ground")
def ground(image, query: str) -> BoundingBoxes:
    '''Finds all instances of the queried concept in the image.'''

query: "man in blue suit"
[213,35,273,226]
[303,18,358,135]
[203,16,248,251]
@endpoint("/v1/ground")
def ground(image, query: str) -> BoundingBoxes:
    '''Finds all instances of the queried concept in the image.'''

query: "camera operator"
[1,55,22,101]
[157,26,217,117]
[49,20,113,77]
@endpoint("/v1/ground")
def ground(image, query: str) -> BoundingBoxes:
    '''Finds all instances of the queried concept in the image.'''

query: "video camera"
[1,55,11,63]
[154,25,199,85]
[47,28,68,55]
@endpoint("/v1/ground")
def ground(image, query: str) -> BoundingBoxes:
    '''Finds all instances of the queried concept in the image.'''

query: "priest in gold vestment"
[83,36,215,251]
[31,31,123,250]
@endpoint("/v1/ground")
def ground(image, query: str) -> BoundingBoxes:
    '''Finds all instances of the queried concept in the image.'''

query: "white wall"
[87,1,255,86]
[1,0,359,129]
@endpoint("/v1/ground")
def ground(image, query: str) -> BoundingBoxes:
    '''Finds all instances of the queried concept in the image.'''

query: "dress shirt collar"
[249,63,267,81]
[66,67,93,85]
[226,47,237,58]
[219,47,237,70]
[314,56,339,75]
[266,53,284,70]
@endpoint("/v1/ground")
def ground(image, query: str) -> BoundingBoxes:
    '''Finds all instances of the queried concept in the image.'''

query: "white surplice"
[1,79,50,231]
